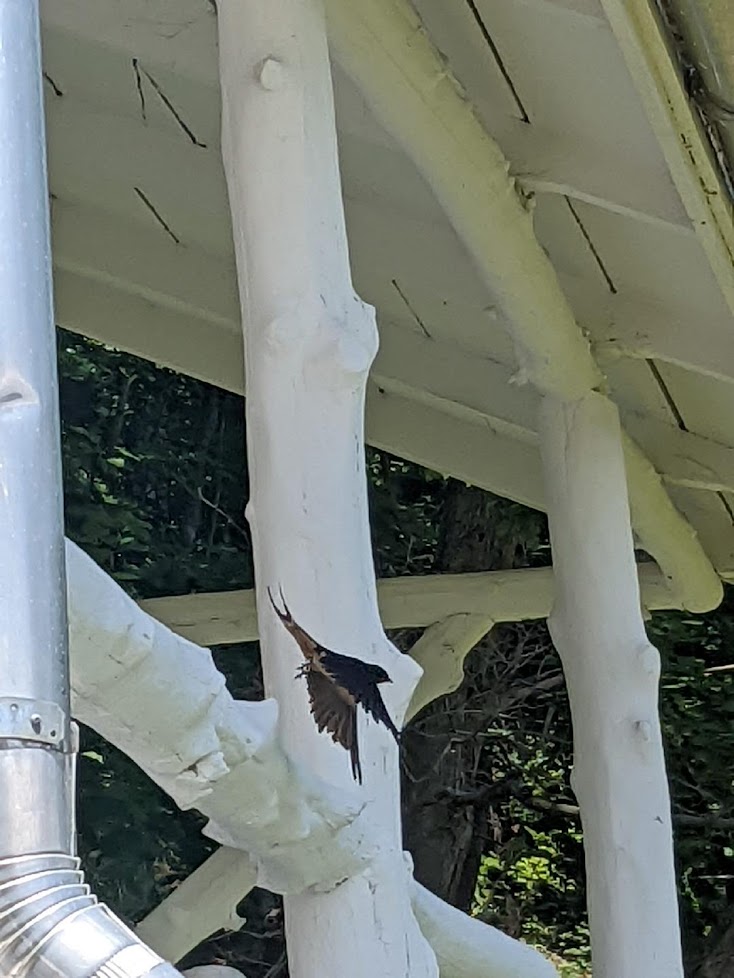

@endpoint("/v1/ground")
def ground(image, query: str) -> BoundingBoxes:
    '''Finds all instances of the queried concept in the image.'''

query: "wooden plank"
[597,0,734,319]
[138,563,680,647]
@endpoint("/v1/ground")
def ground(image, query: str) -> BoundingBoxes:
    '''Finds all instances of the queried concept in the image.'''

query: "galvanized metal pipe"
[0,3,183,975]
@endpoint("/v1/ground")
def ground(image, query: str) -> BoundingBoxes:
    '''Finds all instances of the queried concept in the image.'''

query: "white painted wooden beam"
[375,326,734,494]
[54,285,545,516]
[136,848,256,964]
[51,198,239,328]
[411,879,558,978]
[215,1,435,976]
[539,392,684,978]
[138,562,680,648]
[596,0,734,320]
[55,258,734,500]
[54,268,245,394]
[324,0,723,611]
[620,433,723,609]
[406,614,495,722]
[366,385,545,510]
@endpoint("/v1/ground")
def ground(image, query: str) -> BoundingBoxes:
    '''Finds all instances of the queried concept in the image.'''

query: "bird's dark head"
[370,664,393,684]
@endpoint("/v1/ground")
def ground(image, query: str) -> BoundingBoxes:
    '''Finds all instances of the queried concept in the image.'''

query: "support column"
[215,2,436,977]
[539,392,683,978]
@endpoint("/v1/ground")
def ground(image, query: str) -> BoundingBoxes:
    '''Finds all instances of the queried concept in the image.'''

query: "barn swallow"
[267,587,399,783]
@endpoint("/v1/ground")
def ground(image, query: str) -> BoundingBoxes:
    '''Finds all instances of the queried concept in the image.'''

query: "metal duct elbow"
[0,721,184,978]
[0,734,183,978]
[0,850,183,978]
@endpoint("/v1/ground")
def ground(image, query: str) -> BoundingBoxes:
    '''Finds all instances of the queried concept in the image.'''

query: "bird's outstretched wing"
[305,670,362,784]
[267,587,323,664]
[355,684,400,744]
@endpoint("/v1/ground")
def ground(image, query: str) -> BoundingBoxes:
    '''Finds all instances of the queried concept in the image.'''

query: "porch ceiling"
[40,0,734,581]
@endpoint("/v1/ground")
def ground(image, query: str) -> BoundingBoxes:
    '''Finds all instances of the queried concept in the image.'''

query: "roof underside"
[39,0,734,581]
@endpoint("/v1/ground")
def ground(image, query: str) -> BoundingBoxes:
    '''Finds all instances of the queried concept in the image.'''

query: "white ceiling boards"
[41,0,734,583]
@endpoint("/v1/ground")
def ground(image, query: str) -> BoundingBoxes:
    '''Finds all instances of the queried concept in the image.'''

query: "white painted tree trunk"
[215,2,436,977]
[538,392,683,978]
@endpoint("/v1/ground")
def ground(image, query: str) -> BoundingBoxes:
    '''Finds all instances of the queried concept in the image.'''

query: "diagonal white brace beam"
[406,614,495,722]
[136,848,256,965]
[539,392,684,978]
[324,0,723,613]
[136,848,558,977]
[411,878,558,978]
[326,0,600,401]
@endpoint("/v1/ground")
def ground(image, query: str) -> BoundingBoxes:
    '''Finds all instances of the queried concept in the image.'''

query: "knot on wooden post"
[257,57,286,91]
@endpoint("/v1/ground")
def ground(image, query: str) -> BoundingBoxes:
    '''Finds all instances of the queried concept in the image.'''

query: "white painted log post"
[215,2,436,978]
[539,392,683,978]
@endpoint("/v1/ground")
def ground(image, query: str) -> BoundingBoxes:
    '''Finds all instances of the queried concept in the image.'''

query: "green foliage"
[59,331,252,599]
[652,609,734,964]
[76,726,214,925]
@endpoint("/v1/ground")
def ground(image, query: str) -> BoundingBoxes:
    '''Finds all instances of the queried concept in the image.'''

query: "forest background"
[58,330,734,978]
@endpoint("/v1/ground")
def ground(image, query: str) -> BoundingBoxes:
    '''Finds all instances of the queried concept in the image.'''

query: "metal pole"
[0,0,73,859]
[0,4,183,975]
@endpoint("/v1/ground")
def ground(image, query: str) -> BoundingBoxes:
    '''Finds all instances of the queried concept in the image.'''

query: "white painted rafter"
[52,197,734,386]
[596,0,734,318]
[54,256,734,509]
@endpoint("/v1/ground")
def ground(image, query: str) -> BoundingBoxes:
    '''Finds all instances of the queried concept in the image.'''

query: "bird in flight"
[267,587,400,784]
